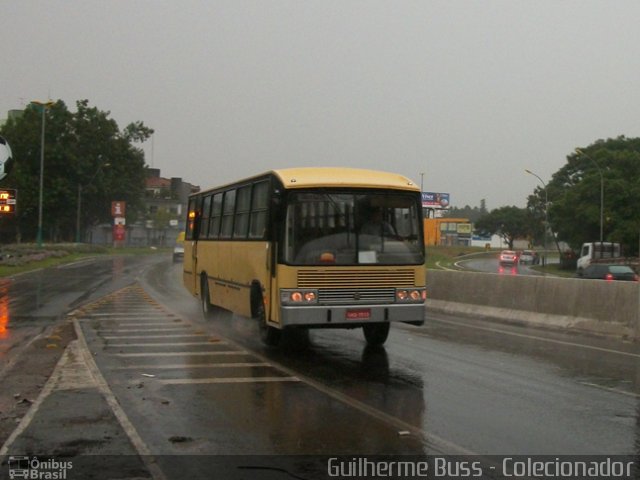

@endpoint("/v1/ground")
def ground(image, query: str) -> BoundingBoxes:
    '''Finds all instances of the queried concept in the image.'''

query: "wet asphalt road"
[456,254,558,275]
[2,254,640,478]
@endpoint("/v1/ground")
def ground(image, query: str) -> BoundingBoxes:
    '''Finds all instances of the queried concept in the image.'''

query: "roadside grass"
[0,243,171,277]
[426,246,491,270]
[529,262,577,278]
[425,247,577,277]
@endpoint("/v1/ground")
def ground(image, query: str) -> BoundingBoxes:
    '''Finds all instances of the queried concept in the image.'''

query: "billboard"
[421,192,450,208]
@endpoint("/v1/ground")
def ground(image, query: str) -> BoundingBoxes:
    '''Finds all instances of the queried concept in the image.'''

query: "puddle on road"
[0,279,10,340]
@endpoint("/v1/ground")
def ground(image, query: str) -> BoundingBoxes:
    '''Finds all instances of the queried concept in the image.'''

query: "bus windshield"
[283,190,424,266]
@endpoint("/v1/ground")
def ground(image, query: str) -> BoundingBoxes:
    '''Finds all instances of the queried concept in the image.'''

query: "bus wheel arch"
[251,281,281,346]
[201,273,213,317]
[250,281,263,319]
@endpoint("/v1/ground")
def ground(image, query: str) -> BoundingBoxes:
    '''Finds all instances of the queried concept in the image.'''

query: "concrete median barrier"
[426,270,639,339]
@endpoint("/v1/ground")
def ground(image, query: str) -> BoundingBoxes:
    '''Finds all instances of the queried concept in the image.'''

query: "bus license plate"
[346,309,371,320]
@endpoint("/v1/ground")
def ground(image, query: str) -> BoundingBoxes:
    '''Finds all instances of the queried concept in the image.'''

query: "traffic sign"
[111,201,126,217]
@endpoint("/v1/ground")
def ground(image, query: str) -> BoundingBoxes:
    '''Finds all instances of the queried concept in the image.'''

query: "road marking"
[157,376,300,385]
[81,313,169,318]
[71,320,167,480]
[113,322,187,327]
[100,327,192,333]
[106,342,221,347]
[435,261,457,271]
[578,382,640,398]
[0,341,94,458]
[112,362,269,370]
[429,314,640,359]
[81,283,475,457]
[114,351,248,357]
[103,334,206,339]
[220,334,478,456]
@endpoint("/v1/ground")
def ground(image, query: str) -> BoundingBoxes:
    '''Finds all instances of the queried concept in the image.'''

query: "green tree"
[532,136,640,254]
[0,100,153,242]
[445,199,488,223]
[525,188,546,247]
[475,206,532,249]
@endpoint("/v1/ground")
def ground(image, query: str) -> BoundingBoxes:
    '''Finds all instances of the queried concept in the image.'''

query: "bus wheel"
[362,322,390,346]
[201,275,214,318]
[256,299,281,346]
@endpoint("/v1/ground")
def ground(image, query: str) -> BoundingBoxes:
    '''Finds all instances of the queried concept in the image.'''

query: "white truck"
[576,242,637,275]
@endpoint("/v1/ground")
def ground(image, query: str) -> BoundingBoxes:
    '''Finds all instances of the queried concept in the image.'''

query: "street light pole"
[31,100,55,248]
[525,169,548,267]
[575,148,604,243]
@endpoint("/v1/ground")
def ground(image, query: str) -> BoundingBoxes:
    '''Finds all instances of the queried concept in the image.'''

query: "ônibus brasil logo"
[7,456,72,479]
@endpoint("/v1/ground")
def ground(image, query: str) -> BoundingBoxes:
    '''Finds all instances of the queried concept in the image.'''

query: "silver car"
[519,250,539,265]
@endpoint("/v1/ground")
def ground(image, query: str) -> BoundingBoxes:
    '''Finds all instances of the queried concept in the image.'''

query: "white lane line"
[0,342,81,458]
[113,351,247,357]
[122,285,485,456]
[103,334,206,339]
[106,342,220,347]
[435,261,457,271]
[86,316,172,321]
[112,363,269,370]
[578,382,640,398]
[81,313,168,317]
[93,315,177,318]
[157,376,300,385]
[429,315,640,359]
[219,335,478,456]
[100,328,192,333]
[72,320,167,480]
[113,323,186,327]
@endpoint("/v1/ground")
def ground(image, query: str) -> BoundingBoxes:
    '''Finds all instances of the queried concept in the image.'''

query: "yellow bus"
[183,167,426,346]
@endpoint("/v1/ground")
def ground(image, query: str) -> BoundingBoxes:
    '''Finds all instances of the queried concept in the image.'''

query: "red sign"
[111,201,126,217]
[345,309,371,320]
[113,224,126,242]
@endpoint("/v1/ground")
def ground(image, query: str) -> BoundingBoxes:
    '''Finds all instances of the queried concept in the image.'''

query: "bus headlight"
[280,289,319,305]
[395,288,426,303]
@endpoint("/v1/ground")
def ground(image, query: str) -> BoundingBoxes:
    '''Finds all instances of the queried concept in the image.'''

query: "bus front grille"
[318,288,395,305]
[297,268,415,288]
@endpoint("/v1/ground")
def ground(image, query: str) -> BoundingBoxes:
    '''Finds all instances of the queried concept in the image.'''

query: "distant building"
[424,218,473,246]
[143,168,199,227]
[0,109,25,128]
[8,110,24,121]
[90,168,200,247]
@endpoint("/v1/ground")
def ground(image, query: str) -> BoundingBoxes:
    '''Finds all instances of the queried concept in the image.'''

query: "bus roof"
[191,167,420,197]
[273,167,419,191]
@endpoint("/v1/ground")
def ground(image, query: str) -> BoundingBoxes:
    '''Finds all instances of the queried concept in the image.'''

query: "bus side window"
[209,193,223,239]
[249,181,269,239]
[220,190,236,239]
[233,185,252,238]
[200,195,212,238]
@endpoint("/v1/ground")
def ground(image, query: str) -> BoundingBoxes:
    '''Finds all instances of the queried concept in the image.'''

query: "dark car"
[580,264,639,282]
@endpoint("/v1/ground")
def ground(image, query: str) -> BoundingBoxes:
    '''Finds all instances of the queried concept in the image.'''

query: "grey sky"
[3,1,639,209]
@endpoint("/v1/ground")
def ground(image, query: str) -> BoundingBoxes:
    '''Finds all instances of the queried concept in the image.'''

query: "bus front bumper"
[279,303,425,327]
